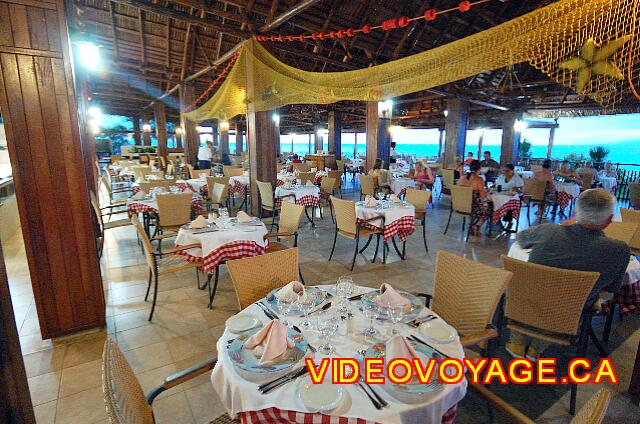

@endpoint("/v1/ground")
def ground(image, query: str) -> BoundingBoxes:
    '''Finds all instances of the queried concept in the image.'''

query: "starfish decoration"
[261,81,279,100]
[558,36,630,94]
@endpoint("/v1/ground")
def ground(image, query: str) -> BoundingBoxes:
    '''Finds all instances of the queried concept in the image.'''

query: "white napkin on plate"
[131,190,147,200]
[305,180,315,188]
[376,283,411,307]
[244,319,294,365]
[386,335,419,360]
[277,281,304,301]
[364,195,377,207]
[236,210,252,223]
[189,215,208,229]
[389,194,402,203]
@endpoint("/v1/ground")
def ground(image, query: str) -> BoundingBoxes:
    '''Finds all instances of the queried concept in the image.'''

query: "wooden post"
[365,101,391,171]
[500,112,522,166]
[547,126,556,159]
[154,102,168,157]
[313,124,323,153]
[437,128,444,158]
[76,79,98,193]
[132,116,142,145]
[328,110,342,159]
[443,98,468,168]
[179,85,199,166]
[477,130,485,160]
[141,116,152,145]
[219,121,230,155]
[235,118,244,154]
[0,0,105,338]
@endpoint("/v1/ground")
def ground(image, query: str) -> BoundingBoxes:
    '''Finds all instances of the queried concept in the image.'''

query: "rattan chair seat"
[210,414,239,424]
[338,227,381,240]
[265,241,288,252]
[156,254,203,276]
[103,218,132,230]
[507,323,572,346]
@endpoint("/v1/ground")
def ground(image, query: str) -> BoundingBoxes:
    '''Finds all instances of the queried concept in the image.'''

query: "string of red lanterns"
[183,53,240,112]
[254,0,490,43]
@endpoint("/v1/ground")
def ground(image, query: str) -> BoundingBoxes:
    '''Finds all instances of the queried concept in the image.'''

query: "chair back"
[89,191,104,231]
[132,166,151,181]
[191,168,210,179]
[629,182,640,209]
[581,173,593,191]
[524,177,547,201]
[156,192,193,227]
[336,159,344,172]
[298,172,316,185]
[450,185,473,214]
[110,155,121,163]
[305,160,315,169]
[206,176,229,199]
[99,175,114,197]
[320,177,336,195]
[223,166,244,176]
[502,257,599,339]
[358,175,376,197]
[569,388,611,424]
[292,163,309,172]
[433,251,512,338]
[148,180,174,190]
[227,248,300,309]
[620,208,640,250]
[378,169,391,185]
[331,196,357,234]
[603,221,639,246]
[256,180,274,208]
[328,171,342,189]
[130,215,155,272]
[158,156,167,170]
[278,202,305,243]
[210,183,228,205]
[102,339,154,424]
[405,188,431,212]
[139,154,150,165]
[442,169,455,190]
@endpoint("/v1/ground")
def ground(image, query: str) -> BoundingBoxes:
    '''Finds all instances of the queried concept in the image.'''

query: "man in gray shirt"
[506,189,630,360]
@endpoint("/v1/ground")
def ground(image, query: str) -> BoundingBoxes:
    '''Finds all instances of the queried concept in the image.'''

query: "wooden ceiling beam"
[259,0,322,33]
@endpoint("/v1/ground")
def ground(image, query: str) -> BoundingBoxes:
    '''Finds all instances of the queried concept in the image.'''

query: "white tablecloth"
[212,285,466,424]
[555,182,581,198]
[230,175,250,187]
[489,193,520,211]
[517,171,534,179]
[175,221,268,260]
[275,186,320,203]
[599,176,617,191]
[180,178,208,193]
[355,202,415,230]
[389,178,416,195]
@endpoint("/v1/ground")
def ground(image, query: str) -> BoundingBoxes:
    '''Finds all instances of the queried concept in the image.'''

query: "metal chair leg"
[372,234,380,263]
[422,217,428,252]
[144,269,152,301]
[328,229,338,261]
[444,209,453,234]
[359,235,373,253]
[148,272,160,321]
[391,237,404,260]
[351,235,360,271]
[208,267,220,309]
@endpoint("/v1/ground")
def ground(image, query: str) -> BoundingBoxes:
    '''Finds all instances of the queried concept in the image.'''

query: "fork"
[356,381,382,409]
[359,377,388,407]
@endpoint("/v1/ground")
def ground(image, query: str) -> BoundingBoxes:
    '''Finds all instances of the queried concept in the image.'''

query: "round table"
[211,285,466,424]
[275,185,321,207]
[489,193,521,226]
[389,178,416,197]
[355,201,415,242]
[554,182,581,210]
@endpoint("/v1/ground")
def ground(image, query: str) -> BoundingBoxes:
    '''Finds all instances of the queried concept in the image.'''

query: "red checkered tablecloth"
[127,197,203,216]
[602,281,640,316]
[176,240,267,273]
[556,191,571,210]
[491,198,521,225]
[358,214,415,242]
[277,194,321,208]
[277,179,285,187]
[229,179,248,197]
[238,404,457,424]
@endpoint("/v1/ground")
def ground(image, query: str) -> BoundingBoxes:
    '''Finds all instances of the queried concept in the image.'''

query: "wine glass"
[276,297,294,328]
[297,293,315,329]
[361,300,379,336]
[317,312,339,354]
[336,278,351,315]
[387,303,405,335]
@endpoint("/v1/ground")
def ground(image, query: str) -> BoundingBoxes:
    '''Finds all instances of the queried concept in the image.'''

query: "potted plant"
[588,146,609,169]
[519,140,532,166]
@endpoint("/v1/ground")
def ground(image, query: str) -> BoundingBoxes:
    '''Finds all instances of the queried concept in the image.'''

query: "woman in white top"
[493,164,524,193]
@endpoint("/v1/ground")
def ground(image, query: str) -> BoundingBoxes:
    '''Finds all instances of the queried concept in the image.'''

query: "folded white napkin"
[236,210,252,223]
[244,319,294,365]
[364,196,377,207]
[189,215,208,229]
[131,190,147,200]
[386,335,419,360]
[277,281,304,301]
[389,194,402,203]
[376,283,411,307]
[305,180,315,188]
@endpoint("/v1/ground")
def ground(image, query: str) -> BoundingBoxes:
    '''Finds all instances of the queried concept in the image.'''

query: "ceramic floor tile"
[28,371,61,406]
[33,400,56,424]
[23,345,66,378]
[123,341,174,374]
[55,387,107,424]
[59,359,103,398]
[152,391,196,424]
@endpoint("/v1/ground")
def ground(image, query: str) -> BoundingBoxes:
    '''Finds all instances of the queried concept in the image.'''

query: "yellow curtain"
[185,0,638,122]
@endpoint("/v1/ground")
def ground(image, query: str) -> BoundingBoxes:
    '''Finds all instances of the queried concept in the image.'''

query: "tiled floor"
[4,179,640,423]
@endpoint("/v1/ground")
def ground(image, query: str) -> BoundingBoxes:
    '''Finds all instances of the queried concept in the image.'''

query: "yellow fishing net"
[185,0,640,122]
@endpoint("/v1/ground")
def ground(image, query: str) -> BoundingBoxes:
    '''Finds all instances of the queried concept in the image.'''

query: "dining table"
[355,200,415,243]
[389,178,416,198]
[211,284,465,424]
[275,185,321,208]
[554,182,581,210]
[517,170,534,179]
[126,192,204,216]
[489,192,521,226]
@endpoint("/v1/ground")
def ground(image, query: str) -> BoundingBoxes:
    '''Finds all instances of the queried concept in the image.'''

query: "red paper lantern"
[458,1,471,12]
[337,29,345,39]
[398,16,410,27]
[288,35,295,41]
[424,9,437,21]
[346,28,355,37]
[298,35,305,41]
[362,24,371,33]
[270,35,277,41]
[312,33,319,40]
[319,32,327,40]
[329,31,336,38]
[278,35,285,42]
[382,18,399,30]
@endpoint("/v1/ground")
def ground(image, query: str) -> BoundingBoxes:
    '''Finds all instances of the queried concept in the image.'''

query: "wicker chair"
[110,155,121,163]
[190,168,210,179]
[502,256,601,414]
[131,215,203,320]
[223,165,244,177]
[358,175,376,200]
[629,182,640,209]
[439,168,455,198]
[620,208,640,252]
[101,339,235,424]
[226,247,301,309]
[328,170,343,197]
[209,183,229,210]
[264,202,304,252]
[468,384,610,424]
[90,191,131,258]
[152,192,193,249]
[292,162,309,173]
[99,175,131,206]
[328,196,384,270]
[256,180,294,230]
[424,251,513,354]
[319,176,337,222]
[132,166,152,181]
[298,171,316,185]
[603,221,639,246]
[139,154,151,165]
[405,188,432,253]
[444,185,473,240]
[522,177,548,224]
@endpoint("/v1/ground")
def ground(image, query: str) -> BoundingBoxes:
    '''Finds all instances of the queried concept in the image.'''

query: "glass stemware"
[317,312,339,355]
[276,297,294,328]
[297,293,315,329]
[335,278,350,315]
[387,304,405,335]
[361,301,379,336]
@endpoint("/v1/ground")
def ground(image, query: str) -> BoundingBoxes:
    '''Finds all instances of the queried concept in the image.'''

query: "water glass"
[361,301,379,336]
[317,312,339,354]
[297,293,315,329]
[277,297,294,328]
[377,191,385,200]
[387,304,405,335]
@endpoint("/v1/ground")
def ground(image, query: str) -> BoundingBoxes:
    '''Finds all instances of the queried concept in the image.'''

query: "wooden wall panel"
[0,0,105,338]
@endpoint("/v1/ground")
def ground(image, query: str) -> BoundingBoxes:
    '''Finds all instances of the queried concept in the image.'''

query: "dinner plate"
[359,290,424,322]
[419,319,458,344]
[226,327,308,376]
[225,314,260,333]
[264,286,327,314]
[181,222,214,231]
[298,376,344,413]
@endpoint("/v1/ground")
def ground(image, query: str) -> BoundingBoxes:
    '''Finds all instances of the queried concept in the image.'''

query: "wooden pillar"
[443,98,468,168]
[0,239,36,423]
[547,126,556,159]
[313,124,323,153]
[437,128,444,158]
[235,118,244,154]
[141,116,152,146]
[0,0,105,338]
[76,78,98,193]
[179,85,199,166]
[132,116,142,145]
[365,101,391,171]
[247,111,279,216]
[500,112,522,166]
[219,121,230,155]
[477,130,485,160]
[328,110,342,158]
[154,102,168,157]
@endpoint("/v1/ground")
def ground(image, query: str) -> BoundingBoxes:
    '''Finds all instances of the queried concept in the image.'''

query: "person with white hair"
[505,189,630,361]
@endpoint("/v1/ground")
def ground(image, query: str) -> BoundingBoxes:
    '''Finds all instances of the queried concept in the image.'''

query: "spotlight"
[142,124,152,132]
[443,109,449,117]
[514,120,528,132]
[175,127,184,135]
[272,114,280,125]
[219,121,230,131]
[75,41,101,70]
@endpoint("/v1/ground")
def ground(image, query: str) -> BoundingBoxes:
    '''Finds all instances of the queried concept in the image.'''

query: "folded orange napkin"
[389,194,401,203]
[277,281,304,301]
[376,283,411,307]
[364,195,377,207]
[386,335,419,360]
[189,215,208,229]
[236,210,253,223]
[131,190,147,200]
[244,319,294,364]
